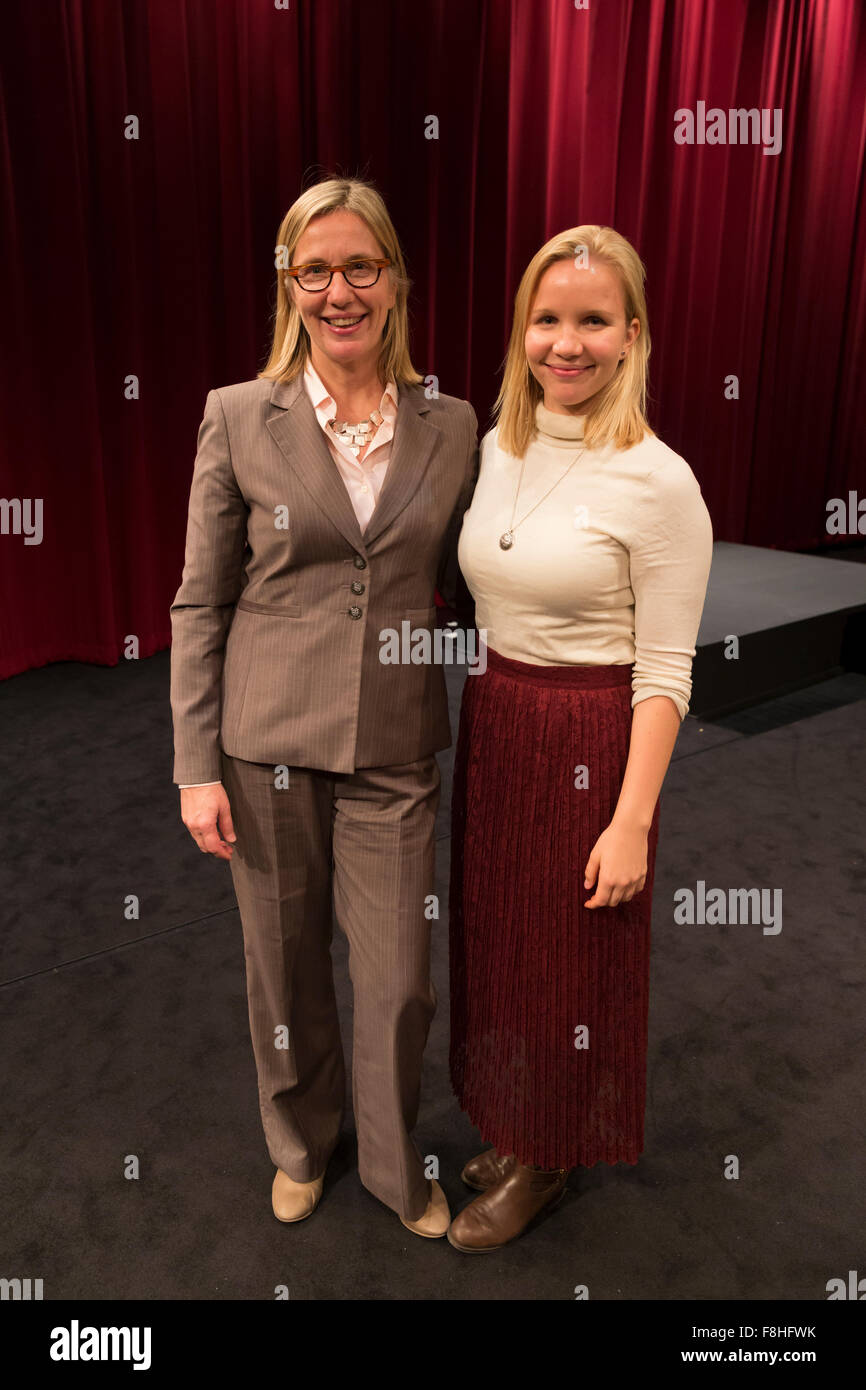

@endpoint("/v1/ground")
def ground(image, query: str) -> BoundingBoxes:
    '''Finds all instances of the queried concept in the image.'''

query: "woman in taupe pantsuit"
[170,176,477,1237]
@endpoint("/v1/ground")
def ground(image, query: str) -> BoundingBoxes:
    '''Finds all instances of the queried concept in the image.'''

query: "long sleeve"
[436,399,479,628]
[628,457,713,720]
[170,390,249,784]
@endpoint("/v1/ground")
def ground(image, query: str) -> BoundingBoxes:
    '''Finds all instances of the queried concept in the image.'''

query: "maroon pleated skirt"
[449,645,661,1169]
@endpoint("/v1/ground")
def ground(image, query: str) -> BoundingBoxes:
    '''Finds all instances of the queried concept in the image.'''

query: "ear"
[283,273,298,308]
[385,268,398,310]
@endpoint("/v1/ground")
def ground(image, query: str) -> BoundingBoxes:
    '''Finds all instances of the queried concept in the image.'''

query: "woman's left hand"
[583,819,648,909]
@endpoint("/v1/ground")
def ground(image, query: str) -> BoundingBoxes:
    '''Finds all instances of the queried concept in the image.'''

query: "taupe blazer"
[170,374,479,785]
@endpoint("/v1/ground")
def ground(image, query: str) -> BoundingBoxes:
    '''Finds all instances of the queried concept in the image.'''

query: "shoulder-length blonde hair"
[259,176,423,386]
[494,225,654,455]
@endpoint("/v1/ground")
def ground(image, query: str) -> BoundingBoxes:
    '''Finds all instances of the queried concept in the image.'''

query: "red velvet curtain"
[1,0,863,678]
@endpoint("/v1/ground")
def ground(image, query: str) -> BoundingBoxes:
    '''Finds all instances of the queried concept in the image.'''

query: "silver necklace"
[499,447,586,549]
[327,410,382,458]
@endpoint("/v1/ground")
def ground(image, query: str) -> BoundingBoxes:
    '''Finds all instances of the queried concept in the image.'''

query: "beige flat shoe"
[272,1167,325,1223]
[399,1178,451,1238]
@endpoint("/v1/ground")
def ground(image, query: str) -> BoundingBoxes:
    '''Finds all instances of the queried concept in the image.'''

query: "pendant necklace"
[327,410,383,458]
[499,446,586,550]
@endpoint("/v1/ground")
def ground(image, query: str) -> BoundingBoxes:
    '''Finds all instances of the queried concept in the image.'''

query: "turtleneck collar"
[535,399,586,445]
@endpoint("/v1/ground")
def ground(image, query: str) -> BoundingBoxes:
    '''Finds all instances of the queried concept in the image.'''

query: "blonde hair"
[259,176,422,386]
[494,225,654,455]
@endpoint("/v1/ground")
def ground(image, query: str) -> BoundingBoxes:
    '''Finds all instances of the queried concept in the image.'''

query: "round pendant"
[499,531,514,550]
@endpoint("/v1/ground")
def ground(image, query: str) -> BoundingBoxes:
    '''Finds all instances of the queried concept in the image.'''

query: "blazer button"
[351,580,365,594]
[353,555,367,569]
[348,605,362,619]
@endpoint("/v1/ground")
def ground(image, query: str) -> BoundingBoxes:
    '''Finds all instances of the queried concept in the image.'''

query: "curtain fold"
[0,0,863,679]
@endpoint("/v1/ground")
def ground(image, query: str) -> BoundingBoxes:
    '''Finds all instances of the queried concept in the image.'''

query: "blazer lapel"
[363,383,438,547]
[265,375,440,553]
[266,375,366,554]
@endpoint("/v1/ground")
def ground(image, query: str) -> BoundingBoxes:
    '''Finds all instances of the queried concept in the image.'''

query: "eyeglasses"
[286,258,392,292]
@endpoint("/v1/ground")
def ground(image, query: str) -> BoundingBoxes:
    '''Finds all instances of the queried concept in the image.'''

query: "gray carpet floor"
[1,654,863,1300]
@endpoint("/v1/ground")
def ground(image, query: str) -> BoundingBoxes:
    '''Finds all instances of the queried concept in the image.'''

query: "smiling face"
[524,256,640,414]
[287,208,397,378]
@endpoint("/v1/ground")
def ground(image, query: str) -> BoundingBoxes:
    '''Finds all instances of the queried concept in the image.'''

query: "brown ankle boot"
[460,1147,517,1191]
[447,1162,569,1253]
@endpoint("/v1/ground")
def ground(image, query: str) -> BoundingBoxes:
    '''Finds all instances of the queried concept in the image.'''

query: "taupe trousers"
[221,750,441,1221]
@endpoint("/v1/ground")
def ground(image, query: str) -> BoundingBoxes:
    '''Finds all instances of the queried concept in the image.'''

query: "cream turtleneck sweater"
[457,401,713,720]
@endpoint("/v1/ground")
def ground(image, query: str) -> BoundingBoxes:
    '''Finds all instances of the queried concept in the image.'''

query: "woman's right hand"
[180,783,237,860]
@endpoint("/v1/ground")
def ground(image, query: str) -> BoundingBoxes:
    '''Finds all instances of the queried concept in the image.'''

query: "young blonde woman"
[447,226,713,1252]
[171,177,477,1238]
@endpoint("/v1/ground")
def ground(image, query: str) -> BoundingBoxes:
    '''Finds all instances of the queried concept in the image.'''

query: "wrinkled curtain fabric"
[0,0,863,676]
